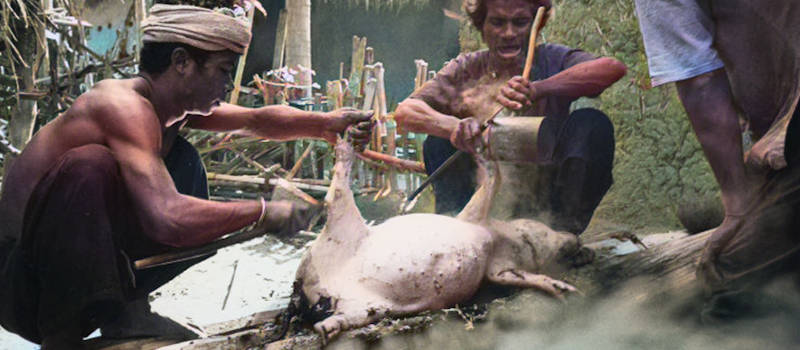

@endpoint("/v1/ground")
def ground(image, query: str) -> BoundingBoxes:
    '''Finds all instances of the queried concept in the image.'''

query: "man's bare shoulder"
[61,78,161,148]
[76,79,154,119]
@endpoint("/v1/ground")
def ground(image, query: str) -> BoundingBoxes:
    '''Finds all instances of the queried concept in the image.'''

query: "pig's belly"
[341,214,493,309]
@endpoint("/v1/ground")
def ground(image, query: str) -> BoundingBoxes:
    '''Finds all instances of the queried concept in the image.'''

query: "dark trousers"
[0,136,208,343]
[423,108,615,234]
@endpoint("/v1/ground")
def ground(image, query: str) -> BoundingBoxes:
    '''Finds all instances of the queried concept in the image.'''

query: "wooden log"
[487,117,544,162]
[567,231,709,296]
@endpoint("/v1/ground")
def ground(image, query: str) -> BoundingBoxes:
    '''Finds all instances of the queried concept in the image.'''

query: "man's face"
[482,0,535,66]
[185,51,238,115]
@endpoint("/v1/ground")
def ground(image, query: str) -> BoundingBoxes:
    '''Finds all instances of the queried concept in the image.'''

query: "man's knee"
[570,108,614,139]
[57,145,120,185]
[568,108,615,160]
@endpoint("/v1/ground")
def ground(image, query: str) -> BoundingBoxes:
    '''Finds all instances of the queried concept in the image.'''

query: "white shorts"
[634,0,725,86]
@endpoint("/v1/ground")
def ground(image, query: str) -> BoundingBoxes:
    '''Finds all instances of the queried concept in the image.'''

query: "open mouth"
[497,44,522,59]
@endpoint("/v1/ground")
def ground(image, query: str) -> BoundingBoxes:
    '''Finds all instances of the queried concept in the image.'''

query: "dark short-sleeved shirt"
[410,43,596,161]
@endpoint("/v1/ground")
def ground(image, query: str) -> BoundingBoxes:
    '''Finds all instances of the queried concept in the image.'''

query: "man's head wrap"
[142,4,252,54]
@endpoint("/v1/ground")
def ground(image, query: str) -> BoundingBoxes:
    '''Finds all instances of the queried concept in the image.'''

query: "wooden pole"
[272,9,289,69]
[286,143,314,179]
[229,7,255,105]
[359,150,425,173]
[347,36,367,107]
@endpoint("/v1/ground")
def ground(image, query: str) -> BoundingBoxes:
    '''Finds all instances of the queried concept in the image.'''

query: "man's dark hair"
[139,42,214,75]
[465,0,549,30]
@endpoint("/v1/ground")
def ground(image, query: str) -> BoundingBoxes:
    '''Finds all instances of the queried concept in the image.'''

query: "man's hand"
[346,120,375,152]
[322,107,373,144]
[258,201,321,237]
[450,117,486,154]
[498,76,540,111]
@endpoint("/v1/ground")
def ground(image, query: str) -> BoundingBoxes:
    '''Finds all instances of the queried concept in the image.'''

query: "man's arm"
[394,98,460,139]
[498,57,627,110]
[186,103,371,143]
[394,98,484,153]
[98,98,294,247]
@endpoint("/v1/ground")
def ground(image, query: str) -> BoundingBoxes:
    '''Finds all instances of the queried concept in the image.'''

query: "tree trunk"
[284,0,312,99]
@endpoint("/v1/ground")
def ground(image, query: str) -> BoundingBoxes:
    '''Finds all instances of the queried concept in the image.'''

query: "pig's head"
[488,218,580,275]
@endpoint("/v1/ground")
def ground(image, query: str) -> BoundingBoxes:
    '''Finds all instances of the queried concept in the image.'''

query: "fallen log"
[568,230,709,296]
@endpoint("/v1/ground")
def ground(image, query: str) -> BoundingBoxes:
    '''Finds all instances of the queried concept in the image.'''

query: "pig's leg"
[313,296,430,343]
[486,269,578,300]
[457,152,500,224]
[313,304,388,344]
[323,137,369,238]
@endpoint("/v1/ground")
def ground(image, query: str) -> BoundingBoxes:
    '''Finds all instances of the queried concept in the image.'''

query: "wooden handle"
[522,6,547,80]
[486,5,547,124]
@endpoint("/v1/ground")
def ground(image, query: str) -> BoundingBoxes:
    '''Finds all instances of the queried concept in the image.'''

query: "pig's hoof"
[551,280,580,300]
[314,316,344,344]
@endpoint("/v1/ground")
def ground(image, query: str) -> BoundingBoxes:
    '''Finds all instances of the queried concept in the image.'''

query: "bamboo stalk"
[272,9,289,69]
[229,7,255,105]
[286,142,314,179]
[359,150,425,173]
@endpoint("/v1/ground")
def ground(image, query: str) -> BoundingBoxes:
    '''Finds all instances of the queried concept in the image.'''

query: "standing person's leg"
[422,136,477,215]
[677,69,753,218]
[697,108,800,321]
[547,108,615,234]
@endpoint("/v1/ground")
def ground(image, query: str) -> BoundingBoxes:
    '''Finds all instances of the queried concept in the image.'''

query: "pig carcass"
[294,134,581,341]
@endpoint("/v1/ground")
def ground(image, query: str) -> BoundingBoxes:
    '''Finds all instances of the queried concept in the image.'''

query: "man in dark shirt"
[395,0,626,234]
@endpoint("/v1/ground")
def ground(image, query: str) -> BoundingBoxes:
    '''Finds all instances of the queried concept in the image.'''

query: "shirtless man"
[395,0,626,234]
[0,5,371,348]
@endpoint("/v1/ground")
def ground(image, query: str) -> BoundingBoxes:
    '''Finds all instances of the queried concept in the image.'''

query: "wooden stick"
[359,150,426,173]
[272,9,289,69]
[229,7,255,105]
[135,227,267,270]
[522,6,546,81]
[222,260,238,310]
[286,142,314,179]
